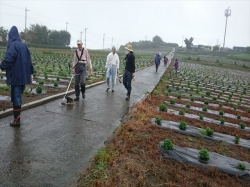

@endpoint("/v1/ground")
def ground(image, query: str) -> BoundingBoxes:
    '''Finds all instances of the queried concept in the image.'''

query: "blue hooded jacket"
[0,26,34,85]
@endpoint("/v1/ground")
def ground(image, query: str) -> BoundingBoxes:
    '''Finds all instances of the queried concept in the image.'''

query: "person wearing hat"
[72,39,93,101]
[105,46,120,92]
[123,44,135,100]
[0,26,34,126]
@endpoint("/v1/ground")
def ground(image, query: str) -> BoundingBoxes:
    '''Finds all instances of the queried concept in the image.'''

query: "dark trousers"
[156,63,159,71]
[123,69,132,95]
[11,85,24,122]
[75,63,86,96]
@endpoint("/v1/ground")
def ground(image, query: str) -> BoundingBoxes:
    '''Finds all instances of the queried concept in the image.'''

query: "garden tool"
[60,74,74,105]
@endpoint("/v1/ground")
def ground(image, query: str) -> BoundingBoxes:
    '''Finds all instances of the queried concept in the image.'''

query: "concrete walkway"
[0,60,171,187]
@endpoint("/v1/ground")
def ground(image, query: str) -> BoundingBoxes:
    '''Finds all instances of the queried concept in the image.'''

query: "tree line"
[119,35,178,51]
[0,24,70,48]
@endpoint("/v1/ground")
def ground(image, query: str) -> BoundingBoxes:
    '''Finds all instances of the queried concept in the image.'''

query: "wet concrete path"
[0,61,170,187]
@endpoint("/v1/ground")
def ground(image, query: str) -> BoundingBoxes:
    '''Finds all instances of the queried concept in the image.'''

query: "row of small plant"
[161,139,246,169]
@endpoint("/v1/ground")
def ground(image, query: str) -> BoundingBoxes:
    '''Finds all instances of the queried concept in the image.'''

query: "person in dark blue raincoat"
[0,26,34,126]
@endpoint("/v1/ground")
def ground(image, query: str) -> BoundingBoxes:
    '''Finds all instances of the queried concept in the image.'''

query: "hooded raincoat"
[0,26,34,85]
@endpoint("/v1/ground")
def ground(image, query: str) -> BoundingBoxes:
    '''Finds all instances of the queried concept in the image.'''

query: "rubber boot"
[74,85,80,101]
[10,106,21,127]
[126,90,131,100]
[81,84,85,99]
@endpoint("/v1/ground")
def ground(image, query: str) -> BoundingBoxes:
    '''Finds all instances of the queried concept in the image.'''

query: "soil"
[76,63,250,187]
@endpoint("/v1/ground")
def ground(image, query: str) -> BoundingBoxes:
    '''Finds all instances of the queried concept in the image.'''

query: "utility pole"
[103,34,105,50]
[25,7,29,32]
[85,28,87,48]
[223,7,231,49]
[66,22,69,31]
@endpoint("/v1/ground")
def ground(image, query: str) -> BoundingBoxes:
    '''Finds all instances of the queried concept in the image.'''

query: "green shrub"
[220,118,225,125]
[206,127,214,136]
[219,103,222,107]
[239,122,245,129]
[235,135,240,144]
[212,97,217,101]
[166,85,169,89]
[199,148,209,161]
[170,99,175,105]
[56,76,60,81]
[204,100,209,105]
[162,139,174,150]
[236,163,246,170]
[155,116,163,125]
[179,110,185,115]
[219,110,224,115]
[206,91,211,96]
[159,104,167,112]
[248,108,250,113]
[190,96,195,102]
[179,121,187,130]
[167,88,172,93]
[36,86,42,94]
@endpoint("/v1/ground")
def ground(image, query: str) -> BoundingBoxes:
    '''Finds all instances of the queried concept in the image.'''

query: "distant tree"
[0,27,8,42]
[212,45,220,52]
[152,35,163,45]
[184,37,194,49]
[246,46,250,54]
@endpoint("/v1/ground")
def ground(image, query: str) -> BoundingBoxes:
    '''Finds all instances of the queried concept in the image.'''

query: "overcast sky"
[0,0,249,49]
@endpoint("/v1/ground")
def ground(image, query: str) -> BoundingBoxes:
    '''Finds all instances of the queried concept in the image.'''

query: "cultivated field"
[77,52,250,187]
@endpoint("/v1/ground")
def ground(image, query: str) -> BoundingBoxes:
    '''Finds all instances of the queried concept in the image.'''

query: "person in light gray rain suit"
[72,40,93,101]
[105,46,120,92]
[0,26,34,126]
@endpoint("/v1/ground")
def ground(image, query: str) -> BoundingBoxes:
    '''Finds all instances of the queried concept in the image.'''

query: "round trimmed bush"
[159,104,167,112]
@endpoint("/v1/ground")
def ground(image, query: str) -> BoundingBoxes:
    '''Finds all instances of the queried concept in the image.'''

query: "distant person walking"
[123,44,135,100]
[72,39,93,101]
[0,26,34,126]
[105,46,120,92]
[164,55,168,65]
[174,58,179,74]
[155,53,161,72]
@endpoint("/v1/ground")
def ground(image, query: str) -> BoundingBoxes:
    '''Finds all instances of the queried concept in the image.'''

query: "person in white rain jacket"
[105,46,120,92]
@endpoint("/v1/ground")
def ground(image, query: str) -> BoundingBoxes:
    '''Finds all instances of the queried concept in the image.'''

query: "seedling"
[179,110,185,115]
[220,118,225,125]
[159,104,167,112]
[36,86,42,94]
[155,116,163,125]
[237,114,241,119]
[179,121,187,131]
[162,139,174,150]
[236,163,246,170]
[204,100,209,105]
[185,103,191,108]
[219,110,224,115]
[235,135,240,144]
[199,114,204,120]
[170,99,175,105]
[202,106,208,112]
[239,122,245,129]
[177,94,182,99]
[199,148,210,161]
